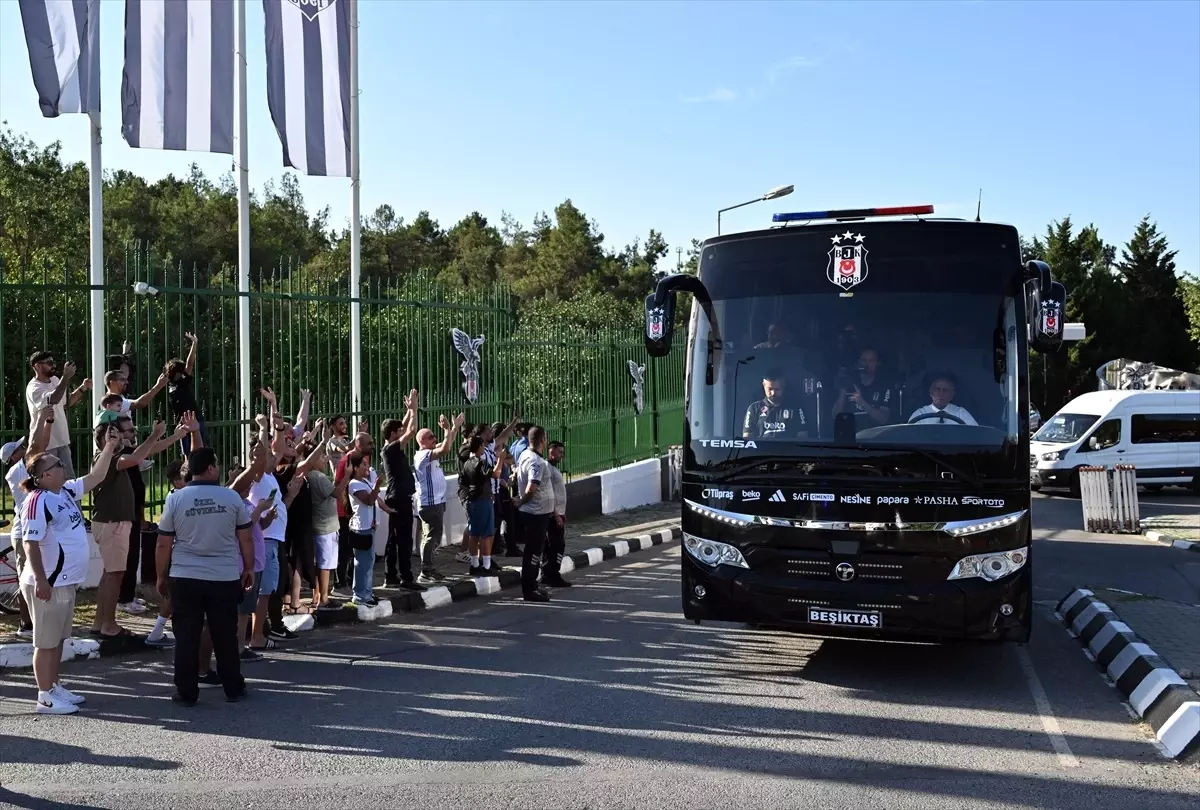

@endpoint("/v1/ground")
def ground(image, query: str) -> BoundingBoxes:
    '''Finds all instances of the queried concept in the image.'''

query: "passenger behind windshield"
[832,347,892,431]
[743,370,809,439]
[908,373,978,426]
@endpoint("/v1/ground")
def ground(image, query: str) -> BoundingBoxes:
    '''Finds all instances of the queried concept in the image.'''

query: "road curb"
[0,525,681,671]
[1057,588,1200,759]
[1142,529,1199,552]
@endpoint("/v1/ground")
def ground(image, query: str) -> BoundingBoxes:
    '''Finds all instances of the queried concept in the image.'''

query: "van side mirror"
[1088,436,1099,451]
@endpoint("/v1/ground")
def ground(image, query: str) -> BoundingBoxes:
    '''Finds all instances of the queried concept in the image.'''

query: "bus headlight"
[683,533,749,569]
[947,547,1029,582]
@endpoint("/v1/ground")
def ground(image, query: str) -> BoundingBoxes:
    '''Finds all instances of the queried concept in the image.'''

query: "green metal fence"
[0,248,685,520]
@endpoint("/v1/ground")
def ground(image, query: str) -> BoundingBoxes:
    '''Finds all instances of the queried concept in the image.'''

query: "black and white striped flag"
[120,0,235,154]
[17,0,101,118]
[263,0,352,177]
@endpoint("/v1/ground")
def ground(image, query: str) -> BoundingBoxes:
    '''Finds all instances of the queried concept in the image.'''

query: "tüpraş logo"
[698,439,758,448]
[701,488,733,500]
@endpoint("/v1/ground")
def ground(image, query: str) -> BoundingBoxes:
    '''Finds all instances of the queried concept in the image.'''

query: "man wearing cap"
[25,351,92,479]
[3,407,54,638]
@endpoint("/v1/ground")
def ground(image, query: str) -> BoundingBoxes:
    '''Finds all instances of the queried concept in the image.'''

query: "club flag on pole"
[120,0,235,154]
[17,0,101,117]
[262,0,351,176]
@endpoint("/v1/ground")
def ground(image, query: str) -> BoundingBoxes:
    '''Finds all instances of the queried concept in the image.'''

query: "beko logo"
[962,496,1006,508]
[701,488,733,500]
[741,490,761,501]
[698,439,758,449]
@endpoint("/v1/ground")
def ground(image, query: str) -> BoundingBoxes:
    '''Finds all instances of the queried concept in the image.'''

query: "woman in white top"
[20,428,120,714]
[345,451,393,606]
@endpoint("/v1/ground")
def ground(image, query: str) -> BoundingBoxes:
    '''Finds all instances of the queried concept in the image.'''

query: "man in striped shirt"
[413,412,465,584]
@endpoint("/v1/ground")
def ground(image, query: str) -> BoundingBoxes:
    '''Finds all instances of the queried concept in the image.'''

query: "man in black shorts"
[743,370,809,440]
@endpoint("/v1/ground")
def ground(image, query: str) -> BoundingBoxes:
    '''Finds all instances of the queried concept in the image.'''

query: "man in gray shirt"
[156,447,254,706]
[515,426,554,602]
[539,440,572,589]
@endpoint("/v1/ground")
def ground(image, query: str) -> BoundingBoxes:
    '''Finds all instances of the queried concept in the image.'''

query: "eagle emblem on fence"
[628,360,646,415]
[451,328,485,404]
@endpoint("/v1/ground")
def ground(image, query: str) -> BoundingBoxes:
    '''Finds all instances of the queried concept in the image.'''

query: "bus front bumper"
[681,555,1031,642]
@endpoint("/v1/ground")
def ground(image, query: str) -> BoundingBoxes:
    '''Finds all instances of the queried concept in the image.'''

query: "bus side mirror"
[645,291,677,357]
[1030,280,1067,354]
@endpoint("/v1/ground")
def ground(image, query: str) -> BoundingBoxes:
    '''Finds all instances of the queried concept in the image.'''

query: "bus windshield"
[686,222,1024,455]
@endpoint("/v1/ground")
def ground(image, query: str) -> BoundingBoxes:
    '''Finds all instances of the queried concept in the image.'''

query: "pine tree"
[1117,217,1196,370]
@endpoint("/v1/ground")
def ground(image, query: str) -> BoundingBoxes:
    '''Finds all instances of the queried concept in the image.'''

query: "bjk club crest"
[827,231,869,292]
[647,306,666,340]
[286,0,337,23]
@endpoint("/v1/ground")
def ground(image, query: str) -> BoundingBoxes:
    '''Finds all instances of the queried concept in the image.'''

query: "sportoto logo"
[287,0,337,22]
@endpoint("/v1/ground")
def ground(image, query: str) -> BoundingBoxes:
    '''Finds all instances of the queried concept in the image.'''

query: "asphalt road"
[2,499,1199,810]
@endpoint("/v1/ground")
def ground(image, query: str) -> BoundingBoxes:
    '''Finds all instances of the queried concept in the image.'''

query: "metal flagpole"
[348,0,363,420]
[88,108,104,413]
[235,0,252,445]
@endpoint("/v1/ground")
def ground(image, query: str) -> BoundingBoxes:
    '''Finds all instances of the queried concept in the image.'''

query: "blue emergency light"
[772,204,934,223]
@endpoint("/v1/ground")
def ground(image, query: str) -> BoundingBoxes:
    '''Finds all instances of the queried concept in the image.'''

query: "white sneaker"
[118,601,148,614]
[455,551,472,564]
[50,683,85,705]
[35,691,79,715]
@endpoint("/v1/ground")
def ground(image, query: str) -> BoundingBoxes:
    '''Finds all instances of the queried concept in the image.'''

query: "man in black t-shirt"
[380,389,421,589]
[743,370,809,439]
[833,347,893,431]
[166,332,207,453]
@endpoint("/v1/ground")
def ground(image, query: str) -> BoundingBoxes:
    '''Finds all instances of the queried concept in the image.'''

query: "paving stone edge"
[1056,588,1200,759]
[0,525,682,672]
[1142,529,1200,552]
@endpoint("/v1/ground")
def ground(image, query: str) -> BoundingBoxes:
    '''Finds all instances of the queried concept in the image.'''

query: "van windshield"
[1034,413,1099,444]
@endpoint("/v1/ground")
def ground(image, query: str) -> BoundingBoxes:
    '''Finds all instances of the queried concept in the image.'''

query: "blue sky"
[2,0,1197,275]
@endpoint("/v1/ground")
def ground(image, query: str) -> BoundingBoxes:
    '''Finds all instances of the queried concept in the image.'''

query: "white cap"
[1,437,26,465]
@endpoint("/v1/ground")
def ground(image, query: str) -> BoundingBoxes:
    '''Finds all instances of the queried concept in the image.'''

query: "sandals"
[249,638,277,651]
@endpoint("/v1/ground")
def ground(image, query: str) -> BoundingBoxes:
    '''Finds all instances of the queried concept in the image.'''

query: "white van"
[1030,390,1200,496]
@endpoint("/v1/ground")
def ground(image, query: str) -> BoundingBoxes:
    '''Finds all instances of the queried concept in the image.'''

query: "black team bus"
[644,205,1068,643]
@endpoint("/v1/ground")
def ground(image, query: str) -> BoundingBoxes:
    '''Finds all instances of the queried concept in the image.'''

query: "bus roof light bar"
[772,205,935,223]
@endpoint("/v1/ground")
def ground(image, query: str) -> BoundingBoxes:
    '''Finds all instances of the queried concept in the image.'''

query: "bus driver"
[908,373,978,425]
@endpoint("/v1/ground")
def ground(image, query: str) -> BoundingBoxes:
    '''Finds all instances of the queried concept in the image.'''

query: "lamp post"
[717,184,794,235]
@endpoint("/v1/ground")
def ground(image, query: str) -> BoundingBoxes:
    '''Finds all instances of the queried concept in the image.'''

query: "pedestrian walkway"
[1141,513,1200,550]
[1093,588,1200,691]
[0,501,682,656]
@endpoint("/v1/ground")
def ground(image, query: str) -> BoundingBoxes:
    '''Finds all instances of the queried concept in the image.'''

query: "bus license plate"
[807,607,882,628]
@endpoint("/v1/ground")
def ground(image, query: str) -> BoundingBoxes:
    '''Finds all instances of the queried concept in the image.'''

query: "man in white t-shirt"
[92,368,167,427]
[26,351,92,480]
[20,431,120,714]
[908,374,979,426]
[413,412,464,584]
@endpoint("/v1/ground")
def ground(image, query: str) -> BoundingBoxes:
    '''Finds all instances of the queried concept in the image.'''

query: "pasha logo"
[286,0,337,22]
[827,231,868,292]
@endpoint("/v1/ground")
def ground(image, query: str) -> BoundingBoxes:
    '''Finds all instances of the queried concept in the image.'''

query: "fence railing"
[1079,465,1141,533]
[0,248,686,519]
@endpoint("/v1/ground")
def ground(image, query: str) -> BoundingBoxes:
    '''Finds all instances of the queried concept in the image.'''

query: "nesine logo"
[698,439,758,449]
[841,494,871,504]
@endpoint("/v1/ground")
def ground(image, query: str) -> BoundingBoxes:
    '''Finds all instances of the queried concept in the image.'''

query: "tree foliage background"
[2,125,1198,414]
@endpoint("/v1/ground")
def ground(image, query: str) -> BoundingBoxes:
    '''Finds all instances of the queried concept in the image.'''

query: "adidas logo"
[769,490,786,503]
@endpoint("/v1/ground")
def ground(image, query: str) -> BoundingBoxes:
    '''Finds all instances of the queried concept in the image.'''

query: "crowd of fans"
[3,348,573,713]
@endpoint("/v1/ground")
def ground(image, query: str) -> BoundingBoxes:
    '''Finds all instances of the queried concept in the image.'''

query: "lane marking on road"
[1016,645,1080,768]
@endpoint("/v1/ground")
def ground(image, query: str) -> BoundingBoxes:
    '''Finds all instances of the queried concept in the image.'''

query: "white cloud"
[680,87,738,104]
[767,55,821,83]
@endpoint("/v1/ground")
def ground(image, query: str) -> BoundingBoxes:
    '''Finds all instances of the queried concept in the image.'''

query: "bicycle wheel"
[0,549,20,615]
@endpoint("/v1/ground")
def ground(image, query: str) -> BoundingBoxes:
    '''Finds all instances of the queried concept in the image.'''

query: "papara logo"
[698,439,758,449]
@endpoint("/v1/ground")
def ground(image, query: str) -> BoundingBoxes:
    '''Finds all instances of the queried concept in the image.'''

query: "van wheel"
[1191,476,1200,496]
